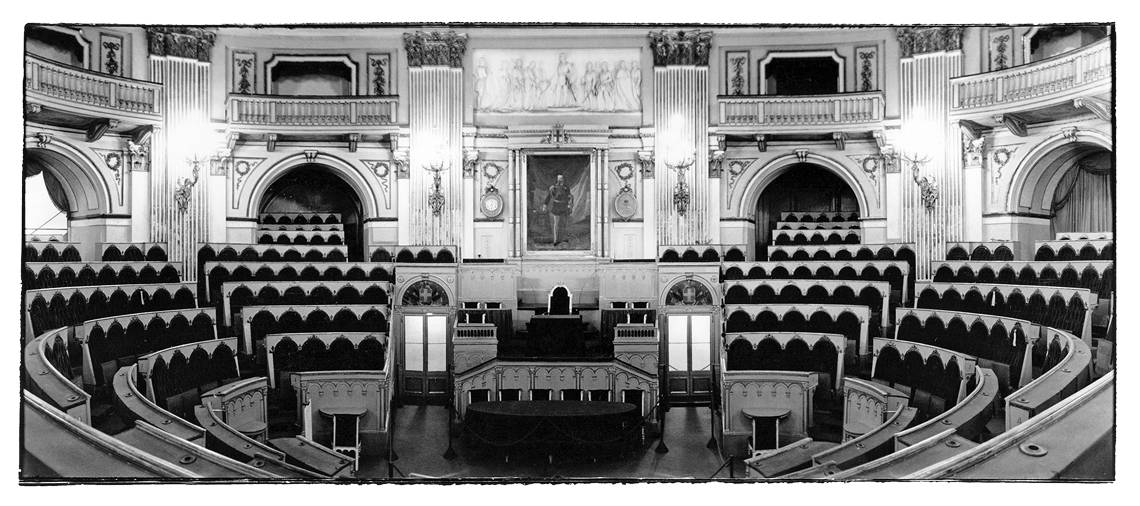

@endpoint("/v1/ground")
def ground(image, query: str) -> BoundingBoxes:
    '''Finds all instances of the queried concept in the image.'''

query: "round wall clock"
[480,191,504,218]
[613,192,638,220]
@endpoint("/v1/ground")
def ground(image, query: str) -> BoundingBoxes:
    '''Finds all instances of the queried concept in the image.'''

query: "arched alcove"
[258,164,365,261]
[753,163,859,258]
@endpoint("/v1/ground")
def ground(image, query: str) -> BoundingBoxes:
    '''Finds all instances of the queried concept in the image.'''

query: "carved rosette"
[403,30,468,67]
[648,30,713,66]
[895,27,965,58]
[145,26,216,62]
[963,136,986,168]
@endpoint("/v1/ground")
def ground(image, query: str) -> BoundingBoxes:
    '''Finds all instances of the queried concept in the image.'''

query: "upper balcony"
[24,53,163,136]
[950,38,1111,123]
[225,94,400,135]
[716,91,885,137]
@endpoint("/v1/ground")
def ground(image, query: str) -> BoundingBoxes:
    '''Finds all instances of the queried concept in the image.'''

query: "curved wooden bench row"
[908,371,1113,480]
[221,280,392,327]
[23,261,182,290]
[915,282,1095,342]
[241,304,391,354]
[193,405,322,479]
[135,337,240,418]
[23,327,89,423]
[266,332,388,388]
[829,428,978,480]
[725,304,872,359]
[200,377,271,443]
[112,364,206,444]
[772,228,862,245]
[24,241,83,262]
[872,339,978,408]
[723,278,893,317]
[198,243,348,263]
[745,438,838,478]
[256,230,344,245]
[722,260,910,302]
[931,260,1115,296]
[369,245,457,264]
[203,261,393,304]
[1005,328,1092,430]
[1055,231,1111,241]
[25,282,197,340]
[779,211,860,222]
[78,308,217,386]
[257,223,344,232]
[767,243,915,262]
[945,241,1016,261]
[780,406,919,479]
[269,436,355,478]
[260,212,342,224]
[113,420,282,479]
[775,221,861,230]
[894,366,999,447]
[658,244,730,263]
[1034,238,1114,261]
[22,391,195,479]
[100,242,168,262]
[723,332,845,388]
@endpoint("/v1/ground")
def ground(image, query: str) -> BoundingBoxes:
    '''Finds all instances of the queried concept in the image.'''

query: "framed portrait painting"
[525,153,592,253]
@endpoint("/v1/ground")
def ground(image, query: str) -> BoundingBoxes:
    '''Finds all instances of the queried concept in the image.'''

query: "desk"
[320,407,366,472]
[743,407,790,452]
[464,401,641,461]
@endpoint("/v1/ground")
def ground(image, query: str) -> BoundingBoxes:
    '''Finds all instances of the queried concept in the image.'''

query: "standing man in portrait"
[543,173,573,246]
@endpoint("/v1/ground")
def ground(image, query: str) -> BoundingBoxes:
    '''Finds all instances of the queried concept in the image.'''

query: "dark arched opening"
[259,164,365,261]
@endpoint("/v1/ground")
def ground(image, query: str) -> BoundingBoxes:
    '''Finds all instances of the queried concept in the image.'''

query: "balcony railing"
[952,38,1110,112]
[227,94,398,128]
[718,91,884,129]
[25,53,162,119]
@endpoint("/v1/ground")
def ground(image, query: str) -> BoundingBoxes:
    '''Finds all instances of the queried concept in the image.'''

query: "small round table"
[742,407,791,452]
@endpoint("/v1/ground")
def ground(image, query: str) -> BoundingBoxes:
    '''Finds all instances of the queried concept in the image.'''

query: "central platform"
[463,401,642,461]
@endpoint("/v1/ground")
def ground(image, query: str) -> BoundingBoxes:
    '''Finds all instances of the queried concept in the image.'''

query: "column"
[404,30,468,247]
[961,132,986,242]
[649,30,713,246]
[895,27,966,280]
[638,151,656,259]
[146,27,216,281]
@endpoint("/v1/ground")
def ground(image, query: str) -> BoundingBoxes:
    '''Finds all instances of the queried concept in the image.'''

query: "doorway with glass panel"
[401,313,449,404]
[665,313,714,404]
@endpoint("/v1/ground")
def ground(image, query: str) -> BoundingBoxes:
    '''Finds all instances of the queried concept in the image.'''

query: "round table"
[742,407,791,452]
[464,401,641,461]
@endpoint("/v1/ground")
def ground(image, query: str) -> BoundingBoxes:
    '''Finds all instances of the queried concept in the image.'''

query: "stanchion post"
[655,363,669,454]
[443,362,458,460]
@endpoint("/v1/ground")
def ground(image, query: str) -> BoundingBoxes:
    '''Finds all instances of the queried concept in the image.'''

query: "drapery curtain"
[1051,153,1114,234]
[25,162,71,214]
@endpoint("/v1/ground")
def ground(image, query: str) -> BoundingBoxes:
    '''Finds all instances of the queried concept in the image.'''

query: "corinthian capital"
[648,30,713,66]
[145,26,216,62]
[403,30,469,68]
[895,26,965,58]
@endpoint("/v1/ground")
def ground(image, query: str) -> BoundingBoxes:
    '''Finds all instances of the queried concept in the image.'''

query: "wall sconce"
[665,152,694,216]
[901,151,939,209]
[174,155,205,213]
[424,157,449,217]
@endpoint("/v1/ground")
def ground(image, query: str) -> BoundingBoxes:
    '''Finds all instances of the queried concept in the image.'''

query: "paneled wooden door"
[665,313,713,404]
[401,314,448,404]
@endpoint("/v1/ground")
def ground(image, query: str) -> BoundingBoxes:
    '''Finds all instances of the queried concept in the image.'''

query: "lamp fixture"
[425,159,449,217]
[665,153,694,216]
[901,151,938,209]
[174,155,204,213]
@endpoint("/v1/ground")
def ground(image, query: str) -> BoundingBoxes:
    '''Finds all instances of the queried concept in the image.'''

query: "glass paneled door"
[666,313,713,404]
[401,314,448,404]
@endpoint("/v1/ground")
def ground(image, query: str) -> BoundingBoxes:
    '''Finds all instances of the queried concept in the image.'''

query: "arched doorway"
[754,163,860,258]
[258,164,365,261]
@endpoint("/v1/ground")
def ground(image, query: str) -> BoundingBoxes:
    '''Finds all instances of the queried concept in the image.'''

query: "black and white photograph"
[10,3,1129,494]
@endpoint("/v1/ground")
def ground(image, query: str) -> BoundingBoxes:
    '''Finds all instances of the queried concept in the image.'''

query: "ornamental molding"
[145,26,216,62]
[403,30,468,68]
[648,30,713,66]
[894,26,965,58]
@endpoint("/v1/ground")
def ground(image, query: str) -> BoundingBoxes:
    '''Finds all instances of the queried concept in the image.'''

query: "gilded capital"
[145,26,216,62]
[403,30,469,68]
[895,26,965,58]
[648,30,713,66]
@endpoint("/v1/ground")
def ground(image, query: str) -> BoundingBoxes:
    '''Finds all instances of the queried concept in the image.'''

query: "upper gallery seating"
[370,245,457,263]
[930,260,1115,297]
[945,241,1016,261]
[201,261,392,304]
[100,242,168,261]
[23,261,182,290]
[1033,238,1114,261]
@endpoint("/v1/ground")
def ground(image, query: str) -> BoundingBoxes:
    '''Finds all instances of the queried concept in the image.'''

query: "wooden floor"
[356,405,728,481]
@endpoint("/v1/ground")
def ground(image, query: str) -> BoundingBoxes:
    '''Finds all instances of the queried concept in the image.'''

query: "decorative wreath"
[235,160,251,176]
[105,152,122,170]
[482,162,502,180]
[615,162,635,181]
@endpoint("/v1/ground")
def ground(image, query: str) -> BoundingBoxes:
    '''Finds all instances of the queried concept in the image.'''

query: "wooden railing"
[951,38,1111,111]
[718,91,884,127]
[25,53,161,117]
[227,94,398,127]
